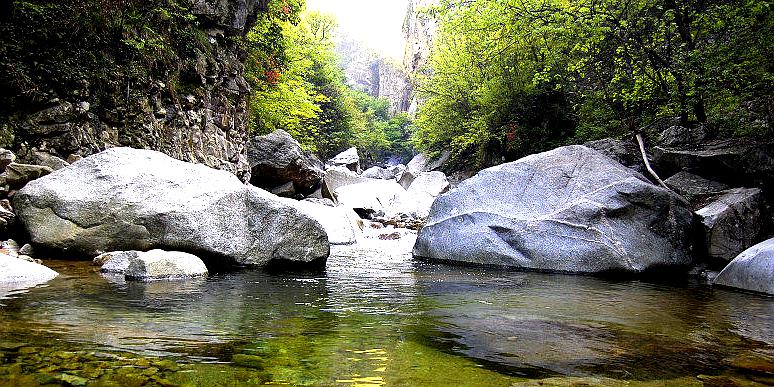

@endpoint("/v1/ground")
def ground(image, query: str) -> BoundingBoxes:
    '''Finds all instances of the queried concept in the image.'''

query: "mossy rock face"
[0,0,261,181]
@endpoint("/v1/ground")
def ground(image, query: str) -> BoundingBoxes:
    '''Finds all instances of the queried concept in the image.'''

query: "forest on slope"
[411,0,773,168]
[244,1,414,164]
[1,0,771,172]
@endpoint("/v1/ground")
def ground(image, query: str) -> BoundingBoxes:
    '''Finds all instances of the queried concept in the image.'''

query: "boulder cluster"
[1,126,772,298]
[413,127,774,295]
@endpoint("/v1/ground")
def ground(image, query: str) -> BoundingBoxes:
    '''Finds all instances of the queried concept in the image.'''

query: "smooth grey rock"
[652,140,774,192]
[658,125,707,147]
[14,147,329,268]
[413,145,694,274]
[696,188,764,261]
[398,154,428,189]
[362,166,394,180]
[406,171,450,217]
[0,252,58,284]
[97,251,140,274]
[388,164,406,181]
[335,179,413,217]
[4,163,54,189]
[247,129,324,195]
[664,171,730,207]
[31,151,69,171]
[281,199,362,245]
[329,147,361,173]
[1,239,20,256]
[124,250,208,281]
[18,243,34,256]
[426,150,451,171]
[321,166,369,202]
[584,137,646,175]
[302,198,335,207]
[270,181,296,198]
[715,238,774,295]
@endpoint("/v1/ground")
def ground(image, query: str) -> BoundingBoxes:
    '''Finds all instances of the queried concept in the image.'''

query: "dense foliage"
[413,0,773,168]
[245,4,415,163]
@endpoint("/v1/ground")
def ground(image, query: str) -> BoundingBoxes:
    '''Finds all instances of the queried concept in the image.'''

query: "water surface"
[1,234,773,386]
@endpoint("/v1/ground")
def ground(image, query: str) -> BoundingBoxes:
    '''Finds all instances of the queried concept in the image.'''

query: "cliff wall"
[0,0,267,181]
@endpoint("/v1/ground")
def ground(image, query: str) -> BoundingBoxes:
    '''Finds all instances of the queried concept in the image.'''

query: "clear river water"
[1,232,773,386]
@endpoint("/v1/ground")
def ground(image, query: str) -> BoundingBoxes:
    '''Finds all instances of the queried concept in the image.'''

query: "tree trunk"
[694,98,707,123]
[636,133,668,189]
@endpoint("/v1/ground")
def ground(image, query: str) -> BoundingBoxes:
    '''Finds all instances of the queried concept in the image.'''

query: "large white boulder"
[0,253,58,284]
[413,145,695,274]
[280,199,362,245]
[328,147,361,173]
[714,238,774,295]
[13,147,329,268]
[406,171,450,217]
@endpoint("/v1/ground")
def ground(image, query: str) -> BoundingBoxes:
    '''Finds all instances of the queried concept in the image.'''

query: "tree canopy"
[412,0,773,168]
[245,3,416,163]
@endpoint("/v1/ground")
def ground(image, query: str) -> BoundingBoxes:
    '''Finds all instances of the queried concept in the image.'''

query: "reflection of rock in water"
[35,265,331,356]
[712,290,774,346]
[413,269,774,379]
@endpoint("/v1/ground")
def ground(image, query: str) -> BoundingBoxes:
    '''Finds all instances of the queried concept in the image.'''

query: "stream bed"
[1,234,773,386]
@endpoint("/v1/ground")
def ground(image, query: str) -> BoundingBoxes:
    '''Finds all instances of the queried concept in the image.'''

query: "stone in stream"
[714,238,774,295]
[13,147,329,268]
[398,152,450,189]
[124,250,208,281]
[320,166,369,203]
[405,171,450,217]
[397,153,428,189]
[279,198,362,245]
[0,252,58,285]
[696,188,764,261]
[96,251,140,273]
[334,179,414,218]
[247,129,324,195]
[98,249,209,280]
[413,145,695,274]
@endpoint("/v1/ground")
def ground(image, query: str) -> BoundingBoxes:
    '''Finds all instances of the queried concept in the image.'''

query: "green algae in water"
[0,253,773,386]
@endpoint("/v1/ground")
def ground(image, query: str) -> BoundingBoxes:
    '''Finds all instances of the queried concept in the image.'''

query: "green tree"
[413,0,773,168]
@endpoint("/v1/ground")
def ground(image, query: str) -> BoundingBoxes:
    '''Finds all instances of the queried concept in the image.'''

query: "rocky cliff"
[402,0,439,114]
[402,0,439,75]
[336,37,412,114]
[0,0,267,181]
